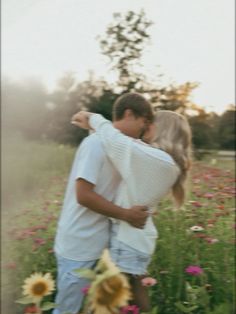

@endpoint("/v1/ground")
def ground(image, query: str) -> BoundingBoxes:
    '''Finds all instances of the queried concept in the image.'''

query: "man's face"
[114,109,153,139]
[141,123,157,143]
[127,115,151,139]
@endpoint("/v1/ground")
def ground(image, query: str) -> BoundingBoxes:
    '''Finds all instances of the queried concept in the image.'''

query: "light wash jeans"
[53,254,97,314]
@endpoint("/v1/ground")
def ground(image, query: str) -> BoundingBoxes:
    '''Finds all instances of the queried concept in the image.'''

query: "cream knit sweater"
[90,114,180,255]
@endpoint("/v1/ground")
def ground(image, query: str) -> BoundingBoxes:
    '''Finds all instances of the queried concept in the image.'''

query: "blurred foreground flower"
[24,305,40,314]
[16,272,56,312]
[121,304,140,313]
[81,285,90,295]
[185,265,203,276]
[75,249,132,314]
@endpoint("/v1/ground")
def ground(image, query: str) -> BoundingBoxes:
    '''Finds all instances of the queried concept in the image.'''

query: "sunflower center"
[31,281,47,296]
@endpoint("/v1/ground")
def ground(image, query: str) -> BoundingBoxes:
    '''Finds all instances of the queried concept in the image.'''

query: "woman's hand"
[71,111,93,129]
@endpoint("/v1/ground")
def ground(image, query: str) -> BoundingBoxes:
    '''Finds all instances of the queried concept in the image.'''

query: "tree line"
[2,11,235,150]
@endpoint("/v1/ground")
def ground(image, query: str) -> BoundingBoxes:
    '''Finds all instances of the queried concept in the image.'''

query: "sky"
[2,0,235,113]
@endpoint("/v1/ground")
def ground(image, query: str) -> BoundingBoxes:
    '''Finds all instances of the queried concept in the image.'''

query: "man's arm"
[76,179,148,229]
[72,113,132,180]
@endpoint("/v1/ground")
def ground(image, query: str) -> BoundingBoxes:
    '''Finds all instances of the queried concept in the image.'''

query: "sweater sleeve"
[89,114,132,180]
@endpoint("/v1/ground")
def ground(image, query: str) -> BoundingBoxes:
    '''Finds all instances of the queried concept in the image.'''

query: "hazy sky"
[2,0,235,113]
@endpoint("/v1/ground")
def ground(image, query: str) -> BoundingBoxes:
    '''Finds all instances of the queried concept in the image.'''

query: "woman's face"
[141,123,157,143]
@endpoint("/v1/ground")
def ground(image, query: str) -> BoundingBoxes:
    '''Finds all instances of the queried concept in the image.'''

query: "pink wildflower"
[185,265,203,276]
[189,200,202,208]
[203,193,214,199]
[141,277,157,287]
[5,262,16,269]
[207,219,217,224]
[207,224,214,228]
[24,305,40,313]
[193,233,207,239]
[205,237,219,244]
[81,285,90,295]
[31,225,47,231]
[33,238,46,245]
[121,305,140,314]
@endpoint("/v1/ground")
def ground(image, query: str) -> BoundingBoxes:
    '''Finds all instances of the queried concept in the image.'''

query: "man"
[53,92,154,314]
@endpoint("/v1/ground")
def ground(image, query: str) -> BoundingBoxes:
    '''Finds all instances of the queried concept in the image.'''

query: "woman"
[72,110,192,312]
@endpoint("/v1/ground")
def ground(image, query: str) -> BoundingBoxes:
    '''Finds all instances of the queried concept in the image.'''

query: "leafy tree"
[146,81,200,114]
[70,74,117,121]
[218,105,235,149]
[99,10,152,90]
[98,10,200,114]
[188,109,220,150]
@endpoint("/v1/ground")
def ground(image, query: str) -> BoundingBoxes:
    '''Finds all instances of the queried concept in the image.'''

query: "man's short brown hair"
[112,92,154,122]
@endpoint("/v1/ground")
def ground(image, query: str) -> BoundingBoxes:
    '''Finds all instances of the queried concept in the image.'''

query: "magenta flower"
[189,200,202,208]
[203,193,214,199]
[185,265,203,276]
[81,285,90,295]
[33,238,46,245]
[205,237,219,244]
[120,305,140,314]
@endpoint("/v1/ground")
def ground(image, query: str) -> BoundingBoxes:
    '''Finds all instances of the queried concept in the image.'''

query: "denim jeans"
[52,254,97,314]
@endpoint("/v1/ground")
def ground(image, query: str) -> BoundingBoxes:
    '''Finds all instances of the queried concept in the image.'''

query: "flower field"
[1,138,235,314]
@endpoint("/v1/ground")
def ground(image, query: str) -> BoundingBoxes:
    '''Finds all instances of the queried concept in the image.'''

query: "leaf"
[40,302,57,311]
[175,302,190,313]
[175,302,198,313]
[187,305,199,312]
[150,305,159,314]
[15,296,34,304]
[73,268,96,280]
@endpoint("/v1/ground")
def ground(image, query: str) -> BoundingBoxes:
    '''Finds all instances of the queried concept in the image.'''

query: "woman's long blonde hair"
[154,110,192,207]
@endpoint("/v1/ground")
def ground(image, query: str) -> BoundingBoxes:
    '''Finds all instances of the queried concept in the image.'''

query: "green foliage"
[206,303,233,314]
[188,111,220,149]
[99,10,152,88]
[73,269,96,280]
[218,108,235,150]
[15,296,35,305]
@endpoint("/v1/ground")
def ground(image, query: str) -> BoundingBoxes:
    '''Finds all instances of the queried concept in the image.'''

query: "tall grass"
[1,134,76,211]
[1,135,76,314]
[1,138,235,314]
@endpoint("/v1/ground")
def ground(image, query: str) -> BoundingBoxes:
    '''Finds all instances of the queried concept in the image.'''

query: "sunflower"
[22,272,55,303]
[88,249,132,314]
[94,249,120,274]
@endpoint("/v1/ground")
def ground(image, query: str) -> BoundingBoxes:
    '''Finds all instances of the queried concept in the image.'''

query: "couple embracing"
[53,92,192,314]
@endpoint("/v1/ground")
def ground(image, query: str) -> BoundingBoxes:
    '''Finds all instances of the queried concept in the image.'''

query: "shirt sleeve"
[74,135,105,185]
[89,114,133,180]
